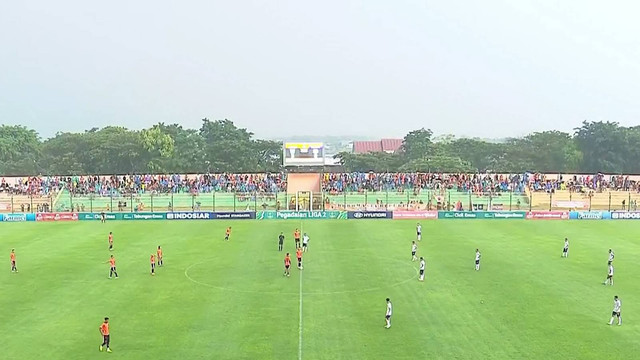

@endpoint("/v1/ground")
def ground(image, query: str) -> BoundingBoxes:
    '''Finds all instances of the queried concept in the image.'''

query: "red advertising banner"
[36,212,79,222]
[526,211,569,220]
[393,211,438,220]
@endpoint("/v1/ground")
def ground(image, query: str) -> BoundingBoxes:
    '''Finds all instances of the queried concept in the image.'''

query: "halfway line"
[298,221,304,360]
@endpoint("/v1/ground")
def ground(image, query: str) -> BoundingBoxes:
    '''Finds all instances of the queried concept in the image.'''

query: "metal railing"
[1,189,639,213]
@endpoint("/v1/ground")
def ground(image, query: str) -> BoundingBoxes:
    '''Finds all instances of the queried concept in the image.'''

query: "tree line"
[0,120,637,175]
[338,121,640,174]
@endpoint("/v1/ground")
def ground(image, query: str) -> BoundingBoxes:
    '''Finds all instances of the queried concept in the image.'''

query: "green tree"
[200,119,255,172]
[40,132,90,175]
[0,125,41,175]
[574,121,626,173]
[152,123,206,173]
[401,128,433,161]
[335,151,401,172]
[140,126,175,172]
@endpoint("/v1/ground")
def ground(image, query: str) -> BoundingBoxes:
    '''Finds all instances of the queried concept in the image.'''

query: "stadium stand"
[1,172,639,212]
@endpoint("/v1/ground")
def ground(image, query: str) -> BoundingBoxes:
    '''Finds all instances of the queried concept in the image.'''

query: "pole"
[344,192,347,210]
[509,192,512,211]
[385,190,389,211]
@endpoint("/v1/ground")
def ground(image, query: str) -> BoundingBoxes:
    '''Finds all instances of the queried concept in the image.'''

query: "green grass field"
[1,220,639,359]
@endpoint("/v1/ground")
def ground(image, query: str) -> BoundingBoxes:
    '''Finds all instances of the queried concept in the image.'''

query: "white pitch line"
[298,221,304,360]
[298,259,303,360]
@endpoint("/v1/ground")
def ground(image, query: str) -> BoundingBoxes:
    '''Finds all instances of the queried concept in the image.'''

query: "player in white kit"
[302,233,310,252]
[416,223,422,241]
[603,261,614,285]
[608,249,615,263]
[419,257,426,281]
[608,296,622,326]
[562,238,569,258]
[384,298,393,329]
[411,241,418,261]
[474,249,481,271]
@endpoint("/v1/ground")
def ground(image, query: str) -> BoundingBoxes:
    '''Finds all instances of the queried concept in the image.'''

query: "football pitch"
[1,220,639,360]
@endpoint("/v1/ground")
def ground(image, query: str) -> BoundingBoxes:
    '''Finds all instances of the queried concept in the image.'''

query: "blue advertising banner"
[0,214,3,221]
[2,213,36,222]
[167,212,216,220]
[569,211,611,220]
[347,211,393,219]
[212,212,256,220]
[166,212,255,220]
[611,212,640,220]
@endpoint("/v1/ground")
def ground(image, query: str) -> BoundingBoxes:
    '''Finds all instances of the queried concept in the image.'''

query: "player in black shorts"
[100,211,106,223]
[294,229,301,248]
[278,232,284,251]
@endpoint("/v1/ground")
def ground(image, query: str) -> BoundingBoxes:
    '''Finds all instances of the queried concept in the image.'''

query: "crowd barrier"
[3,210,640,222]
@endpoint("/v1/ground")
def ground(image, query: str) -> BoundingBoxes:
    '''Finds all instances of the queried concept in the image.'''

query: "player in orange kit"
[108,232,113,251]
[107,255,119,279]
[284,253,291,277]
[294,229,301,248]
[225,227,232,241]
[10,249,17,273]
[296,248,303,270]
[157,246,163,267]
[150,254,156,275]
[99,317,112,352]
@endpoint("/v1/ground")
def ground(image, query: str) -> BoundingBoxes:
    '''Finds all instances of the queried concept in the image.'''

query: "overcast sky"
[1,1,639,140]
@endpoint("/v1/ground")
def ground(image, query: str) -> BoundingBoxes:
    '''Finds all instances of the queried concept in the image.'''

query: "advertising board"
[611,212,640,220]
[569,211,611,220]
[438,211,526,219]
[256,211,345,220]
[348,211,393,219]
[2,213,36,222]
[35,213,79,222]
[526,211,569,220]
[166,212,255,220]
[123,213,166,220]
[78,213,122,221]
[392,211,438,220]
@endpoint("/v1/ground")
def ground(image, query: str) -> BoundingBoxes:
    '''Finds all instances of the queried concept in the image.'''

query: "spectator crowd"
[1,172,640,197]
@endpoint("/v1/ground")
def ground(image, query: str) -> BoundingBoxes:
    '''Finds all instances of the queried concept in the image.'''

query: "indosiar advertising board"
[166,212,255,220]
[611,212,640,220]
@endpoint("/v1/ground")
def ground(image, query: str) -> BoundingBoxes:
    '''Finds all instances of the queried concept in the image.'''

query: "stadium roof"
[352,139,402,154]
